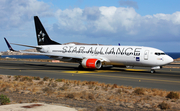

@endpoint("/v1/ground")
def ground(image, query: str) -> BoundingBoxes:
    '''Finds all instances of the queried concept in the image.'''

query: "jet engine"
[81,58,102,69]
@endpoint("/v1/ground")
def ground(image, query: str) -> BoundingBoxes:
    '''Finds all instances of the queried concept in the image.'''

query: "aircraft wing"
[4,37,107,61]
[20,51,108,62]
[20,51,84,59]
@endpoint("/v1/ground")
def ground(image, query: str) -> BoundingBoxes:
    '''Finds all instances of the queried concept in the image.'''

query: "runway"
[0,60,180,91]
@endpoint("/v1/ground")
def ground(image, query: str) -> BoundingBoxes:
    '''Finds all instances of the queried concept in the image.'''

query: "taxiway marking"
[69,73,180,84]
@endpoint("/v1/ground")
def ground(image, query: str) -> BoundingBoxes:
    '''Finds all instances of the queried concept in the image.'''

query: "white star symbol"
[38,31,45,42]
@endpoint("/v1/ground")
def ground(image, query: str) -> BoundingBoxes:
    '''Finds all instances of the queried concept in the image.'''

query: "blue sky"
[0,0,180,52]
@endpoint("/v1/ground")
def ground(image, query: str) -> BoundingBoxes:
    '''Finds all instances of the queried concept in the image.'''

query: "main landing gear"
[150,69,156,73]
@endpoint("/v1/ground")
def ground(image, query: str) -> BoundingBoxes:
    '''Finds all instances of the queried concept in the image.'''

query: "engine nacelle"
[81,58,102,69]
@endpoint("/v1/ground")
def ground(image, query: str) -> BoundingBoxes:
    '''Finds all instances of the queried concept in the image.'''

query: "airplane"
[4,16,173,73]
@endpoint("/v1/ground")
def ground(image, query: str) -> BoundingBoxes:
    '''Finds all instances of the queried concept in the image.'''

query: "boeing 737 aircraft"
[4,16,173,73]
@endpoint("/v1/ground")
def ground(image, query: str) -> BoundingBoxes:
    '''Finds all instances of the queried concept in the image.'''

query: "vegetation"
[0,74,180,110]
[20,76,32,82]
[158,101,171,109]
[0,94,10,105]
[43,76,49,81]
[55,79,63,82]
[133,88,144,95]
[33,76,40,80]
[166,91,179,99]
[95,106,105,111]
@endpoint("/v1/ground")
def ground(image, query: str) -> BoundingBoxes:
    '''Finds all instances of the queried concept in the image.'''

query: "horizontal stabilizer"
[11,43,42,49]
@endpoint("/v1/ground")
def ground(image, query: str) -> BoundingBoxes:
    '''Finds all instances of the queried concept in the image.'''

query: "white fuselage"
[38,45,173,68]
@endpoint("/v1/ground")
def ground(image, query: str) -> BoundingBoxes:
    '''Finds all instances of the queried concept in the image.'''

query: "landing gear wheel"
[150,69,155,73]
[78,64,83,69]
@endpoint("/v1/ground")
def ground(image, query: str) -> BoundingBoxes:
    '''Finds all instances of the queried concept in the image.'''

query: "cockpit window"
[155,52,166,55]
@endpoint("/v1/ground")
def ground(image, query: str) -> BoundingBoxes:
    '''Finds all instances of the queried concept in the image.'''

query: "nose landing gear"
[150,66,161,73]
[150,69,156,73]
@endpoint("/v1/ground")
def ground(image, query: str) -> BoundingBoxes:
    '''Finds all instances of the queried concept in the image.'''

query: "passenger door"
[144,50,149,60]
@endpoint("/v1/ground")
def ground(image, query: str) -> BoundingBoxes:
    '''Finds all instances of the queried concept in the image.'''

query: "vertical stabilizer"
[34,16,61,45]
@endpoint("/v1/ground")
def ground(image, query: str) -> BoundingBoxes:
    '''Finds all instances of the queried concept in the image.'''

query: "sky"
[0,0,180,52]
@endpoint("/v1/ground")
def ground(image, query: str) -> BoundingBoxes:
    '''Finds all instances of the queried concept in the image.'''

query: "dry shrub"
[66,93,83,100]
[38,81,44,85]
[14,75,22,81]
[30,99,38,103]
[108,95,114,100]
[133,88,144,95]
[127,86,132,89]
[43,77,49,81]
[48,82,57,87]
[59,84,68,91]
[152,88,158,92]
[66,93,74,99]
[88,81,95,85]
[42,87,54,94]
[55,79,63,82]
[116,89,122,94]
[100,83,106,87]
[0,88,6,92]
[27,82,33,86]
[95,106,105,111]
[151,89,164,96]
[103,87,108,91]
[166,91,179,99]
[119,85,125,88]
[80,91,89,100]
[1,84,7,89]
[112,84,118,88]
[20,76,32,82]
[159,91,167,97]
[95,87,99,90]
[80,92,95,100]
[158,101,171,109]
[89,85,95,89]
[33,76,40,80]
[88,93,95,100]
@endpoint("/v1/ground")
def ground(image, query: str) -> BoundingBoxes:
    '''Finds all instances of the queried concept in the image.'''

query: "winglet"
[4,38,16,51]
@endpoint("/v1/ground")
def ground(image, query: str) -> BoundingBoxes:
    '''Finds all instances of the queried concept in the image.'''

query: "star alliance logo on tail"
[38,31,45,42]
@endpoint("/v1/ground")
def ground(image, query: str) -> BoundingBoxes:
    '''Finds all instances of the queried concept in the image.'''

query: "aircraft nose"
[167,56,173,63]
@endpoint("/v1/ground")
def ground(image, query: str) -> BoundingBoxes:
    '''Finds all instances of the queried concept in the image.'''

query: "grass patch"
[55,79,63,82]
[0,94,10,105]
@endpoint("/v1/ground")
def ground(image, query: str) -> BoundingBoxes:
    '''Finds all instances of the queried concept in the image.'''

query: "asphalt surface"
[0,60,180,91]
